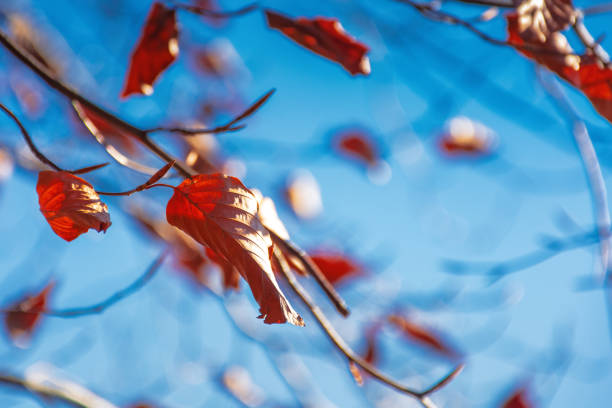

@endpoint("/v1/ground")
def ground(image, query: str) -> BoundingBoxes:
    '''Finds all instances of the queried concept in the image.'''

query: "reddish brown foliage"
[121,2,179,98]
[4,282,54,343]
[37,171,111,241]
[388,314,459,359]
[334,130,379,167]
[563,57,612,123]
[515,0,574,43]
[265,10,370,75]
[501,386,533,408]
[309,250,363,286]
[506,13,578,78]
[205,247,241,291]
[165,173,303,325]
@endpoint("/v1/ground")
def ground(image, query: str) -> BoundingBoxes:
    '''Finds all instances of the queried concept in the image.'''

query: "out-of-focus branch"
[451,0,513,7]
[0,103,62,171]
[278,261,463,405]
[0,370,117,408]
[0,252,167,318]
[572,10,611,67]
[172,1,259,19]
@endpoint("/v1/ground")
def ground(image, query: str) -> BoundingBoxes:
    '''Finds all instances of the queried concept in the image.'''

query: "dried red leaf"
[506,13,579,78]
[562,57,612,123]
[37,171,111,241]
[309,250,363,286]
[388,314,459,359]
[265,10,370,75]
[165,173,303,325]
[334,130,379,167]
[515,0,575,43]
[501,386,533,408]
[438,116,496,157]
[121,2,179,98]
[205,247,240,291]
[4,282,54,343]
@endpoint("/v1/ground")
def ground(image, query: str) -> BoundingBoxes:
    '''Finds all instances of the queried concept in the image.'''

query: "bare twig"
[145,89,276,136]
[1,252,167,318]
[582,3,612,17]
[0,29,194,177]
[268,230,350,317]
[172,2,259,19]
[450,0,513,7]
[572,10,611,67]
[278,261,463,404]
[0,102,62,171]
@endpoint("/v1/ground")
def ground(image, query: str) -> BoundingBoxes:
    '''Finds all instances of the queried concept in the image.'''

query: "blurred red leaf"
[309,250,363,286]
[501,386,533,408]
[37,171,111,241]
[388,314,460,359]
[506,13,579,78]
[265,10,370,75]
[334,130,379,167]
[438,116,496,157]
[562,56,612,123]
[165,173,303,325]
[4,282,54,343]
[515,0,574,43]
[121,2,179,98]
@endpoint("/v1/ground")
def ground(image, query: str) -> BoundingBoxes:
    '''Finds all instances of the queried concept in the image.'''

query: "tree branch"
[277,260,463,404]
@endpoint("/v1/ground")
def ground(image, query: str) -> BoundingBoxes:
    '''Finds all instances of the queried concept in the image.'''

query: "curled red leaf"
[37,171,111,241]
[165,173,303,325]
[265,10,370,75]
[205,247,240,291]
[4,282,54,344]
[121,2,179,98]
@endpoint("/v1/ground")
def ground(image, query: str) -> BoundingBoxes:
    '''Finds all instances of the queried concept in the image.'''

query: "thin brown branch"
[0,29,194,178]
[573,10,611,67]
[145,89,276,136]
[268,229,350,317]
[0,103,62,171]
[96,161,174,196]
[172,2,259,19]
[70,162,109,175]
[1,252,167,318]
[0,371,117,408]
[278,262,462,403]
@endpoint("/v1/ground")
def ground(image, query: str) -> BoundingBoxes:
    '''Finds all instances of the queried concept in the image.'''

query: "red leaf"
[205,247,240,291]
[4,282,54,343]
[506,13,579,78]
[388,314,460,359]
[309,249,363,286]
[121,2,179,98]
[334,130,379,167]
[515,0,574,43]
[165,173,304,325]
[438,116,496,157]
[562,57,612,123]
[37,171,111,242]
[265,10,370,75]
[501,386,533,408]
